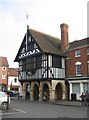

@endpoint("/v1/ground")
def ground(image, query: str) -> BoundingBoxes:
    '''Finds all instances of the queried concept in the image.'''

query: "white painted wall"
[8,76,20,91]
[69,80,89,100]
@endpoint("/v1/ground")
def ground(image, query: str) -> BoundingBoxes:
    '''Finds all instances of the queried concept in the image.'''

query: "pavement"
[11,96,82,107]
[1,98,85,114]
[52,100,81,107]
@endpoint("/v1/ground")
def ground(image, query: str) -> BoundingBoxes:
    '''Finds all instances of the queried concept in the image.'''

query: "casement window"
[75,50,81,57]
[52,55,62,68]
[75,62,81,76]
[26,55,42,74]
[2,74,6,79]
[72,83,80,93]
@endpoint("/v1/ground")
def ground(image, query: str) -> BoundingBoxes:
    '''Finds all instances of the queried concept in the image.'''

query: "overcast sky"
[0,0,88,68]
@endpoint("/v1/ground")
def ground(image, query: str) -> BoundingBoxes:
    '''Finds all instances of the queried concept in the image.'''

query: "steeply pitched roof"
[0,57,9,67]
[67,37,89,50]
[30,29,63,55]
[14,28,66,62]
[8,68,18,77]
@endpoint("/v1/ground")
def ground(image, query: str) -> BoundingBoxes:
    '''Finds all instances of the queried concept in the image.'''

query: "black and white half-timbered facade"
[14,24,68,101]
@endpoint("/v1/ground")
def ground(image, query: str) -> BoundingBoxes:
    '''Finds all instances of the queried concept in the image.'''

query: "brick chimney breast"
[60,23,69,51]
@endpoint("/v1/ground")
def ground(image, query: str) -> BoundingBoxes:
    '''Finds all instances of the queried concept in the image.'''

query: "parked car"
[0,91,10,110]
[6,90,15,97]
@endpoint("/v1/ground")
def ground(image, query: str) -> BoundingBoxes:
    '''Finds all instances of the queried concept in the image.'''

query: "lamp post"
[7,72,9,110]
[6,72,9,91]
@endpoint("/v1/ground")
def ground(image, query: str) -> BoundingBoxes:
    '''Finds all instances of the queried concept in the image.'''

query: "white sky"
[0,0,88,68]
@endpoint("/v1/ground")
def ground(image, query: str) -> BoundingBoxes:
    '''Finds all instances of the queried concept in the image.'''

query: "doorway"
[43,83,49,100]
[34,84,39,101]
[55,83,62,100]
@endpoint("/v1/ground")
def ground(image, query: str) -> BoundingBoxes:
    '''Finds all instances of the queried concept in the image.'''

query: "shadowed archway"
[55,83,62,100]
[33,84,39,101]
[43,83,49,100]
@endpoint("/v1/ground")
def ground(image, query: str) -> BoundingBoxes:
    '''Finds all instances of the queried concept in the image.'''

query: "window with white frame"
[75,50,81,57]
[76,65,81,75]
[87,61,89,74]
[75,61,81,76]
[2,74,6,79]
[72,83,80,93]
[2,67,6,71]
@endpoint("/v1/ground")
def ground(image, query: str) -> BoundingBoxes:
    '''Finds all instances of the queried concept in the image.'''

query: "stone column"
[22,82,26,99]
[49,89,55,102]
[39,88,43,101]
[39,81,43,101]
[30,81,34,101]
[19,83,23,97]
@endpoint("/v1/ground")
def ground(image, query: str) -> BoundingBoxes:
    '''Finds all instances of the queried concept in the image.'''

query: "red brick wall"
[66,46,89,77]
[0,66,8,85]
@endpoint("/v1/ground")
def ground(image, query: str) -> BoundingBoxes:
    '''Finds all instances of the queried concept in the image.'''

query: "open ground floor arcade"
[19,80,66,101]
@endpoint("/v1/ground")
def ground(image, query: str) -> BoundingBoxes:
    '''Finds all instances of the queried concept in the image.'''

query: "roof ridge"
[30,28,60,40]
[70,37,89,44]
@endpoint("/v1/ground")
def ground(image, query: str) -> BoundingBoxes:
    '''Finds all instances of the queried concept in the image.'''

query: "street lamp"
[6,72,9,91]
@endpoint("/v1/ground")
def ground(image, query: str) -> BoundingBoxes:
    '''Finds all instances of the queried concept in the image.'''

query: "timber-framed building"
[14,23,69,101]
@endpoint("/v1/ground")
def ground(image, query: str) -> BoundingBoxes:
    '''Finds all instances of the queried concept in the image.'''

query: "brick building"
[14,22,89,101]
[0,56,20,92]
[66,38,89,100]
[0,57,9,91]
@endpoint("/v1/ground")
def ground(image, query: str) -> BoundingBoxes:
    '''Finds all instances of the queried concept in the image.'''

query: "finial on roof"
[26,12,29,27]
[27,25,29,29]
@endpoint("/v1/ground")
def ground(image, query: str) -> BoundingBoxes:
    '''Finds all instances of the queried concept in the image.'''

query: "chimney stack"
[60,23,69,51]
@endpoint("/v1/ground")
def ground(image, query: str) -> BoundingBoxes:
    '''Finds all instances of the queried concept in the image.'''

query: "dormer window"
[75,50,81,57]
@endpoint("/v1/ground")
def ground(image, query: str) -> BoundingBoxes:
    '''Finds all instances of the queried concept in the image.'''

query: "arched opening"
[43,83,49,101]
[55,83,62,100]
[34,84,39,101]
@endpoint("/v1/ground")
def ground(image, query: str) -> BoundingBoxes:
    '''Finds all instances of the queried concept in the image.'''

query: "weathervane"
[26,12,29,51]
